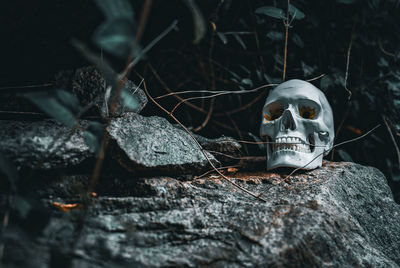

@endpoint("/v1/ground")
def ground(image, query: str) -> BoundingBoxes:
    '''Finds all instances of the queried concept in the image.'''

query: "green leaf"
[93,19,137,58]
[289,4,306,20]
[84,121,105,154]
[120,87,139,110]
[22,89,81,128]
[267,31,283,40]
[320,76,333,90]
[378,57,389,67]
[241,78,253,87]
[274,54,284,66]
[255,6,286,19]
[239,65,251,74]
[185,0,206,44]
[217,32,228,44]
[94,0,134,21]
[291,33,304,47]
[301,61,316,76]
[233,34,247,50]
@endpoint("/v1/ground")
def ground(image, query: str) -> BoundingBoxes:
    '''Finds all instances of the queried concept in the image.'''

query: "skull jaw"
[266,150,324,170]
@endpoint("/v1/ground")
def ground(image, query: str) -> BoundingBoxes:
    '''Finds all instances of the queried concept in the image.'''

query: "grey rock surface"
[108,113,218,175]
[193,133,242,164]
[55,66,147,117]
[3,162,400,267]
[0,120,93,169]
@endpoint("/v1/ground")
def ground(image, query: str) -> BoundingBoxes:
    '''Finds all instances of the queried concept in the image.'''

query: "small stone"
[108,113,219,175]
[55,66,148,117]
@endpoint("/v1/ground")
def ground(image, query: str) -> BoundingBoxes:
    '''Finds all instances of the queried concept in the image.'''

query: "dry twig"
[383,117,400,167]
[344,28,355,100]
[282,0,290,81]
[142,78,267,202]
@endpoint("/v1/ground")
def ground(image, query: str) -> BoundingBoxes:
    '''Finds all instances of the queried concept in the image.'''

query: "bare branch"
[142,77,267,202]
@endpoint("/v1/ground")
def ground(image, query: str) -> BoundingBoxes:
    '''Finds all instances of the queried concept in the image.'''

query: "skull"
[260,79,334,170]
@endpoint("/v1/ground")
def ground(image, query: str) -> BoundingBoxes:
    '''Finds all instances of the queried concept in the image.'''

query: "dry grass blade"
[383,117,400,167]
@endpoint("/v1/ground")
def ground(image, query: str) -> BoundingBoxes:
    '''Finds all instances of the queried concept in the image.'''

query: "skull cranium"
[260,79,334,170]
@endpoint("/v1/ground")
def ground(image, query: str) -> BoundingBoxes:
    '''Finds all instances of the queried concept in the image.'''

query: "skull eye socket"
[264,102,284,122]
[299,106,316,119]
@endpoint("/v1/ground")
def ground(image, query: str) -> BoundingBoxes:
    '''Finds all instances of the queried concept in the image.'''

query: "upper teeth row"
[275,137,303,144]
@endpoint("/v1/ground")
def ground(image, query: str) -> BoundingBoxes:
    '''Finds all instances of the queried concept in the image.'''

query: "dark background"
[1,0,400,201]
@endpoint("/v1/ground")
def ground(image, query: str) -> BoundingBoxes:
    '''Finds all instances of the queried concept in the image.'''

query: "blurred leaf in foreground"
[184,0,206,44]
[21,89,81,128]
[93,18,137,58]
[84,121,105,154]
[93,0,138,58]
[94,0,134,21]
[255,6,286,19]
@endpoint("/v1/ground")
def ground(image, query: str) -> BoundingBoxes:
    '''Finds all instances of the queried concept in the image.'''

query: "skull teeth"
[272,136,311,153]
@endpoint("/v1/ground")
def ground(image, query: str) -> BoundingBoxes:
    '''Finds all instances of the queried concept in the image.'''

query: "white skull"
[260,79,334,170]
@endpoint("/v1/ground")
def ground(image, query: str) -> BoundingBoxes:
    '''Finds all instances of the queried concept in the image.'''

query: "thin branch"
[123,20,178,75]
[171,92,230,114]
[195,165,240,180]
[216,138,326,147]
[330,100,353,160]
[205,150,247,160]
[282,0,290,81]
[379,40,396,58]
[254,31,267,76]
[135,0,153,44]
[215,90,267,117]
[193,25,216,132]
[226,113,249,155]
[148,63,208,114]
[194,97,214,132]
[211,119,249,135]
[155,83,277,100]
[306,74,325,82]
[344,29,355,100]
[0,83,53,91]
[383,117,400,167]
[142,78,267,202]
[89,2,161,193]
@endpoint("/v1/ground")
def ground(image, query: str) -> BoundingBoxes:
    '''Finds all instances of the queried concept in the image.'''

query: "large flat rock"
[0,120,93,170]
[3,162,400,267]
[108,113,218,175]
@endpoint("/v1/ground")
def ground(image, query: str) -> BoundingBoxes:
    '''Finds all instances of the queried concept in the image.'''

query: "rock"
[108,113,218,175]
[0,120,93,170]
[3,161,400,267]
[55,66,148,117]
[193,133,242,164]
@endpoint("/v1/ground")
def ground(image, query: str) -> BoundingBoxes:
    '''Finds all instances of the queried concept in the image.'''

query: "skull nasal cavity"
[280,110,296,131]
